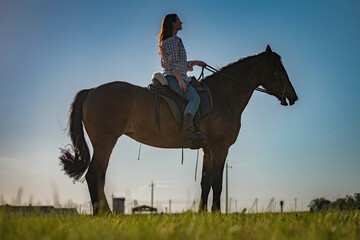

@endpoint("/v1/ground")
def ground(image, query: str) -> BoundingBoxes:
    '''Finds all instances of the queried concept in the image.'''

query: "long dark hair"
[159,14,177,56]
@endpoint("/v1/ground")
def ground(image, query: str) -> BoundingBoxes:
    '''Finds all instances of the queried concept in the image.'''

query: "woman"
[159,13,206,143]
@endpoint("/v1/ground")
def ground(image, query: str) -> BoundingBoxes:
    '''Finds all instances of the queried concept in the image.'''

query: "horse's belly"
[126,110,186,149]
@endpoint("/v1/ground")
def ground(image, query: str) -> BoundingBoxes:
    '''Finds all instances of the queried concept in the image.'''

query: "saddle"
[147,73,212,128]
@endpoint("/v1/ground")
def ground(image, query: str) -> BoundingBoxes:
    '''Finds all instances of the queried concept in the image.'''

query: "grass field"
[1,210,359,240]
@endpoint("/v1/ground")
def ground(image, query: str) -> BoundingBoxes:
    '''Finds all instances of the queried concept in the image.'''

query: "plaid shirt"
[160,35,192,81]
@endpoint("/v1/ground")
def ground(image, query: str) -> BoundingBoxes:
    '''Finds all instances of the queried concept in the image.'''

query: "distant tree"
[329,197,346,210]
[354,193,360,210]
[308,198,330,212]
[329,195,358,210]
[344,195,356,210]
[310,193,360,212]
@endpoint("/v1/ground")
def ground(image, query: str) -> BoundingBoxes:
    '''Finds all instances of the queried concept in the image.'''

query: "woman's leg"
[166,75,200,117]
[183,84,200,117]
[166,75,204,143]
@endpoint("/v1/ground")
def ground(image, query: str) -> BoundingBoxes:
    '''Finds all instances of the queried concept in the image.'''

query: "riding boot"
[182,113,205,144]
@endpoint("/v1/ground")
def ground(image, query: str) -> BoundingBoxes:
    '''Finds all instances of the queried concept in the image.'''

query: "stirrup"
[190,139,202,150]
[196,130,205,139]
[183,131,205,144]
[190,132,205,149]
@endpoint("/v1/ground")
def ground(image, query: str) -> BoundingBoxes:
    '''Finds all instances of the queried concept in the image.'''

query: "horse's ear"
[266,45,272,53]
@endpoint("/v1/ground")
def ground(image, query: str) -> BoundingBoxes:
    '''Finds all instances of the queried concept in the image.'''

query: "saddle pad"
[148,80,212,125]
[152,72,168,85]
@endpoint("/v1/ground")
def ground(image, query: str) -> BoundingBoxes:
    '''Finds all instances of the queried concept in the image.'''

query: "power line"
[249,198,258,213]
[153,176,195,184]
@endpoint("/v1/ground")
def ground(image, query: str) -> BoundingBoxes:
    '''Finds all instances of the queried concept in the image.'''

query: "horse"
[59,45,298,215]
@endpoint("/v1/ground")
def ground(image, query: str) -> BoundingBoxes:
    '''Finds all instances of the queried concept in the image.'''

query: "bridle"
[191,64,287,181]
[199,64,286,101]
[192,64,286,179]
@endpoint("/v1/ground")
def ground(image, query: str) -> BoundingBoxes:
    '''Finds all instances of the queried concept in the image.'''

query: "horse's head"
[260,45,298,106]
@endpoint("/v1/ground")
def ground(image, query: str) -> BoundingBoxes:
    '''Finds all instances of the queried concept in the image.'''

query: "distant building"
[112,197,125,214]
[132,205,157,214]
[0,205,78,215]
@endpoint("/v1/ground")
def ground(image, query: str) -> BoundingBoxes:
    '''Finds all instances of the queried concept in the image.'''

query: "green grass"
[1,210,359,240]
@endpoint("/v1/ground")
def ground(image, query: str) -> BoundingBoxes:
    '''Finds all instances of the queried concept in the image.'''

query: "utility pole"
[256,198,258,213]
[295,198,297,212]
[89,201,93,215]
[225,161,232,214]
[229,197,232,213]
[169,199,172,214]
[149,181,155,208]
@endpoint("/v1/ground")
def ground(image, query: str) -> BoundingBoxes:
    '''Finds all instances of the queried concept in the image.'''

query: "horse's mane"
[216,50,282,73]
[218,51,266,72]
[203,50,282,86]
[203,52,266,83]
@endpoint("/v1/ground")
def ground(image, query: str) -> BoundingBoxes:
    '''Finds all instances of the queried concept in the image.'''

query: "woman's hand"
[172,69,187,93]
[178,79,187,93]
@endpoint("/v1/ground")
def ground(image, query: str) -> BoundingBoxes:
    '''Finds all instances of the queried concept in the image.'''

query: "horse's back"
[83,81,141,139]
[84,81,138,110]
[90,81,137,95]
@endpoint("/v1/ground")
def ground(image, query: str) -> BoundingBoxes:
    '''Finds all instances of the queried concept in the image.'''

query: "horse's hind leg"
[85,137,117,215]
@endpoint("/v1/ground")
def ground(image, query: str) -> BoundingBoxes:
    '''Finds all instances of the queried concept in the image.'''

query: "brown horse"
[59,45,298,214]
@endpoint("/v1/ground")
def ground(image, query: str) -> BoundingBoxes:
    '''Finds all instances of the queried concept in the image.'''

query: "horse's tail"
[59,89,91,183]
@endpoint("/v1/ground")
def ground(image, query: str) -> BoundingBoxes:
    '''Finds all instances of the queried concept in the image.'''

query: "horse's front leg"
[210,146,229,212]
[198,148,212,212]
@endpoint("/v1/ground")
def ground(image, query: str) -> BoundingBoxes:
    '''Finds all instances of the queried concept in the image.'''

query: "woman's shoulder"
[162,35,181,45]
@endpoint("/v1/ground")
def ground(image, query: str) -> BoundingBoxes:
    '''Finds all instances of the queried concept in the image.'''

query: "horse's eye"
[273,72,277,76]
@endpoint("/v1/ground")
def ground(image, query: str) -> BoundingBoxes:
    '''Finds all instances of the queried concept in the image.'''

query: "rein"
[202,65,279,96]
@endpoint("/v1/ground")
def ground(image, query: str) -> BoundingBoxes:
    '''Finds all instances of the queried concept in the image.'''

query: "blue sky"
[0,0,359,213]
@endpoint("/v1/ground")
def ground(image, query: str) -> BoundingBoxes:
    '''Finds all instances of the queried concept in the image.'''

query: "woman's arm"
[178,61,206,92]
[186,60,206,72]
[176,60,206,92]
[191,60,206,67]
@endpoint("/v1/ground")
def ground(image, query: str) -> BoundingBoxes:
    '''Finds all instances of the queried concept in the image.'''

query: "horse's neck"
[205,57,262,116]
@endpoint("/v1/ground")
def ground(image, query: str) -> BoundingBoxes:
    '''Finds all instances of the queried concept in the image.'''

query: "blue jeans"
[165,75,200,117]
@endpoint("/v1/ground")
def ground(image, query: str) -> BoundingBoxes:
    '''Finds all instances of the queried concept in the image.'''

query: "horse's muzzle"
[280,94,298,106]
[289,95,298,106]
